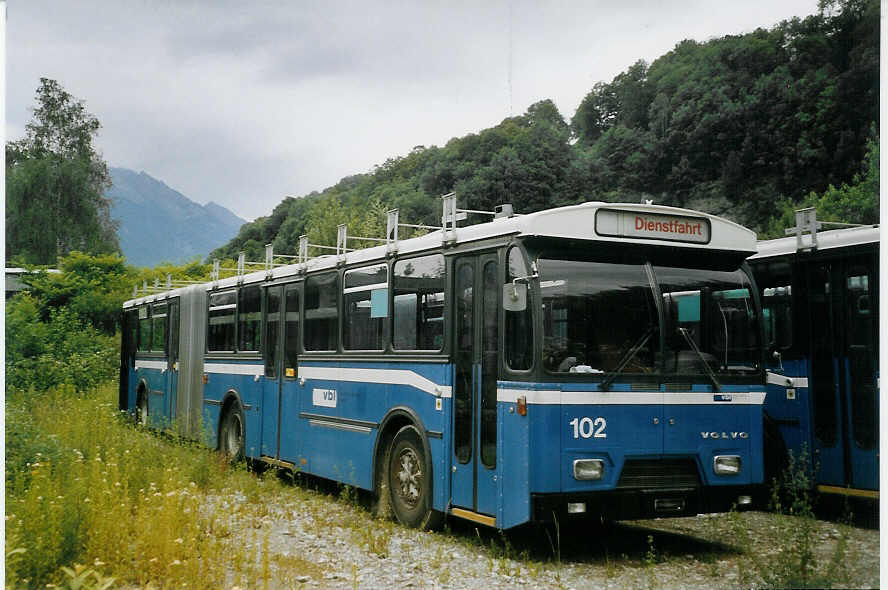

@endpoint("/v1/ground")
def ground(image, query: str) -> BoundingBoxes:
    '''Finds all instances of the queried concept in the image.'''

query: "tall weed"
[4,383,304,588]
[728,448,851,589]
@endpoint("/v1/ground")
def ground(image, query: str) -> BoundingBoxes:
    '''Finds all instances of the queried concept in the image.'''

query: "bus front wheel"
[219,404,245,461]
[387,425,442,530]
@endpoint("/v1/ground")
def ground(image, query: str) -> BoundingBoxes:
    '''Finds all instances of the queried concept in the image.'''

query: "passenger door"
[806,255,878,491]
[166,299,180,421]
[262,285,284,459]
[262,283,302,462]
[451,253,499,517]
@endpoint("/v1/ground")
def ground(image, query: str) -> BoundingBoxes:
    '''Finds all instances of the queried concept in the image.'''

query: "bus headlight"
[573,459,604,480]
[714,455,742,475]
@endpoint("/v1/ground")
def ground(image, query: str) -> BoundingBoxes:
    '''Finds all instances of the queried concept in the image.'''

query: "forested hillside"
[212,0,877,262]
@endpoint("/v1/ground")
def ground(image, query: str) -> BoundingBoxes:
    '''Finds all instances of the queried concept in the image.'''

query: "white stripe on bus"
[135,360,167,370]
[497,389,767,406]
[298,366,452,398]
[199,363,451,397]
[204,363,265,375]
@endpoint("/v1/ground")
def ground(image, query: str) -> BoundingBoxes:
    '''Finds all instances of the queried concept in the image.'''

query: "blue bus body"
[751,224,879,499]
[121,201,767,529]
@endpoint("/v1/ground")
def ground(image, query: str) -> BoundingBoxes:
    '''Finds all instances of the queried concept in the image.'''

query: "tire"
[387,425,442,530]
[219,402,246,461]
[137,391,149,426]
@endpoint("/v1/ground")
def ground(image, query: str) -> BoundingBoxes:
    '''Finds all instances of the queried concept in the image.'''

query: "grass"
[4,382,312,589]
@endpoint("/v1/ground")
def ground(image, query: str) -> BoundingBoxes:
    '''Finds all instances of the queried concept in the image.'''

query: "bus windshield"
[539,257,760,377]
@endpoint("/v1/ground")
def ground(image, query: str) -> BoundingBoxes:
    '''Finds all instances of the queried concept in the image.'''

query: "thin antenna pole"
[508,2,513,117]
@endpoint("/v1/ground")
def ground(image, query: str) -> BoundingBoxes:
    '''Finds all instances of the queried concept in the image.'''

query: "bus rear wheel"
[219,403,245,461]
[137,392,149,426]
[387,425,442,530]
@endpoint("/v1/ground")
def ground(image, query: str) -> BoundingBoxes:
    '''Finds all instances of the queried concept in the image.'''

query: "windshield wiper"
[678,327,721,391]
[600,325,655,391]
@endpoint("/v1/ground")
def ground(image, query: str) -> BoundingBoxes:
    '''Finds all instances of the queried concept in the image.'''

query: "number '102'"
[569,416,607,439]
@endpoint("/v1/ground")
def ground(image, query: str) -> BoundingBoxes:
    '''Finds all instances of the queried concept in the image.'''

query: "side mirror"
[503,282,527,312]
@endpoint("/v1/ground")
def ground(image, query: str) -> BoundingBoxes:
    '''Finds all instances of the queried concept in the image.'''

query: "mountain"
[107,167,245,267]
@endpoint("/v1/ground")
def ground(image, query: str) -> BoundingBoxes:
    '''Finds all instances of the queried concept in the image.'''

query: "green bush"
[6,296,118,394]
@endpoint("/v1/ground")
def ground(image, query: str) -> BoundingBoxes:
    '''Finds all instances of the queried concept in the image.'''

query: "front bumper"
[531,484,762,522]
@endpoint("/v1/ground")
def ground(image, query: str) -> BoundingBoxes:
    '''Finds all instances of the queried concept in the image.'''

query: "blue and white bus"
[120,199,766,529]
[750,213,879,500]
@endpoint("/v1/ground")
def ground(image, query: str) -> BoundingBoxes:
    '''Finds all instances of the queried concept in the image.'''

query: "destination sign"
[595,209,711,244]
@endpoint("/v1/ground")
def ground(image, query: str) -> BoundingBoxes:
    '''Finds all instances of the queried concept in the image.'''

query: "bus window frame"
[342,262,389,352]
[237,284,263,355]
[206,289,238,354]
[302,270,341,354]
[137,304,153,354]
[503,242,535,377]
[391,252,447,354]
[151,302,169,355]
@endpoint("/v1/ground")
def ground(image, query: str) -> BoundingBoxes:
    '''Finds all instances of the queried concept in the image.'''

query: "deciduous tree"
[6,78,118,264]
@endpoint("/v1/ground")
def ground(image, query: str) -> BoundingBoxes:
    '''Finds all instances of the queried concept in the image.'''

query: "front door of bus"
[451,253,499,517]
[262,283,301,461]
[806,255,878,491]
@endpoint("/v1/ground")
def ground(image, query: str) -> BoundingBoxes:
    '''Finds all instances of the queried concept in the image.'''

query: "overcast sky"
[7,0,820,221]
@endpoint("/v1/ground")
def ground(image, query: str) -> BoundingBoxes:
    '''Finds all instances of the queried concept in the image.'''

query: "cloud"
[7,0,821,220]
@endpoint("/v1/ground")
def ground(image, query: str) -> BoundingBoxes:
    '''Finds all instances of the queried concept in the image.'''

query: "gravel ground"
[212,479,879,589]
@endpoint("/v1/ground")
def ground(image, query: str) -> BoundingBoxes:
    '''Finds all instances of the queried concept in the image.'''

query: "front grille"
[617,459,701,490]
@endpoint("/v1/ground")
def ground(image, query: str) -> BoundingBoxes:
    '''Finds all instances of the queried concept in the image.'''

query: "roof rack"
[211,194,517,275]
[785,207,864,252]
[132,274,205,297]
[132,195,516,298]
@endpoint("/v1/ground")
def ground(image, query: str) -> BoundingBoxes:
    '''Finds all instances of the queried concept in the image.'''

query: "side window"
[137,306,151,352]
[344,264,387,351]
[169,301,179,362]
[505,246,533,370]
[265,287,281,378]
[304,272,339,351]
[124,309,139,364]
[208,290,237,352]
[151,303,168,353]
[238,285,262,352]
[393,254,445,351]
[284,284,300,375]
[754,260,793,351]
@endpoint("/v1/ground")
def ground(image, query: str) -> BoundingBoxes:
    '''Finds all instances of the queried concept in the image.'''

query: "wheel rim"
[394,447,422,509]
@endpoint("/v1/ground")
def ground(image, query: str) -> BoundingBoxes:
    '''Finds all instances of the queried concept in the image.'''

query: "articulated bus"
[749,215,879,500]
[120,200,766,529]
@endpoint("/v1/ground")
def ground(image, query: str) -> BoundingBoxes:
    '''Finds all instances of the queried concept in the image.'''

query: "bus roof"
[751,224,880,261]
[123,201,757,308]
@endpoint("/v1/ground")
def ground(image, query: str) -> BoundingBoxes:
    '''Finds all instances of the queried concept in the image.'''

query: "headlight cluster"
[572,459,604,480]
[713,455,742,475]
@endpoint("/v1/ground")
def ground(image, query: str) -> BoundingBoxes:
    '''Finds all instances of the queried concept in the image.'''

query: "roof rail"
[785,207,864,252]
[132,273,206,298]
[132,195,518,298]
